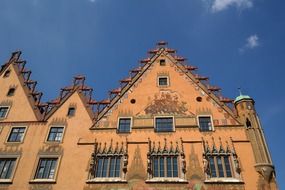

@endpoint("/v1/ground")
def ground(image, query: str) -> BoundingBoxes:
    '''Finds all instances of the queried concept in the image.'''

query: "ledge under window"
[146,178,188,183]
[29,179,56,184]
[86,178,127,183]
[204,178,244,184]
[0,179,13,184]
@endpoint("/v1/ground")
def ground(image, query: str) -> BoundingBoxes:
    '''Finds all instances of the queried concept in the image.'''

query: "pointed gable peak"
[43,75,96,120]
[0,51,46,121]
[92,41,239,126]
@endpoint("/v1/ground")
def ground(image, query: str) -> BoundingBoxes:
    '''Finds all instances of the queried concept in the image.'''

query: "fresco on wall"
[142,91,193,116]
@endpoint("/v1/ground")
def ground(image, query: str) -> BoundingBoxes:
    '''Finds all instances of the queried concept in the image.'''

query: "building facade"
[0,42,278,190]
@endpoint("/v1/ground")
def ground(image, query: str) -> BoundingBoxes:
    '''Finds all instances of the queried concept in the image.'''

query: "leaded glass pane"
[224,156,232,177]
[209,157,217,177]
[217,156,224,177]
[199,117,212,131]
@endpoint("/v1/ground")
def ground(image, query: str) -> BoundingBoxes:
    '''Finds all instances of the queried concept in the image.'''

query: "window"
[0,107,9,119]
[95,156,122,178]
[3,70,10,78]
[158,76,169,86]
[152,156,178,178]
[7,127,26,142]
[198,116,213,131]
[7,88,15,96]
[34,158,58,179]
[0,158,16,179]
[67,107,76,117]
[208,155,232,178]
[155,117,174,132]
[160,59,166,66]
[118,118,131,133]
[47,127,64,142]
[147,139,185,181]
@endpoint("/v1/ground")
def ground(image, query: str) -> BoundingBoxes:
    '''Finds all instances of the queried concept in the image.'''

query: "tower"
[234,94,278,190]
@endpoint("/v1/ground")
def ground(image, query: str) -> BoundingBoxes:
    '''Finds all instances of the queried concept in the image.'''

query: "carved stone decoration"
[255,164,275,183]
[89,139,128,180]
[143,91,193,116]
[0,144,23,155]
[127,145,147,180]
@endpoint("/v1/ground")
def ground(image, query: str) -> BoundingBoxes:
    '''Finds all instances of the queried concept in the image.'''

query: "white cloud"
[239,34,260,52]
[89,0,96,3]
[210,0,253,12]
[245,34,259,49]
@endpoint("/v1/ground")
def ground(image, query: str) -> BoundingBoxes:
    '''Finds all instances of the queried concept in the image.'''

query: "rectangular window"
[0,158,16,179]
[158,77,168,86]
[160,59,166,66]
[35,158,58,179]
[95,156,121,178]
[155,117,174,132]
[152,156,178,178]
[118,118,131,133]
[198,116,212,131]
[67,107,76,116]
[7,127,26,142]
[208,155,233,178]
[47,127,64,142]
[0,107,9,119]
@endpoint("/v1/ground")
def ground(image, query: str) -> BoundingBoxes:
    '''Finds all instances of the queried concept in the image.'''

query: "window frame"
[0,155,20,183]
[117,117,132,133]
[151,155,179,178]
[94,155,122,178]
[159,59,166,66]
[154,116,175,132]
[157,76,169,87]
[45,126,65,143]
[197,115,214,132]
[0,106,10,120]
[67,107,76,117]
[6,126,27,144]
[30,155,61,183]
[207,155,235,179]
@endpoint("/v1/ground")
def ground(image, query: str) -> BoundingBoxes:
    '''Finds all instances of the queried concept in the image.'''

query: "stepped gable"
[43,75,95,120]
[91,41,239,127]
[0,51,45,121]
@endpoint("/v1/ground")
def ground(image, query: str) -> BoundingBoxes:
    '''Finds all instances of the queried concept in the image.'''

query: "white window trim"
[154,116,175,132]
[157,76,170,87]
[45,125,66,143]
[0,155,20,183]
[117,117,132,133]
[197,115,214,132]
[30,155,61,183]
[0,106,10,119]
[6,126,28,144]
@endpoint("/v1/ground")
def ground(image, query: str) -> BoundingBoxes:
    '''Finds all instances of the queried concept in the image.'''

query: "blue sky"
[0,0,284,188]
